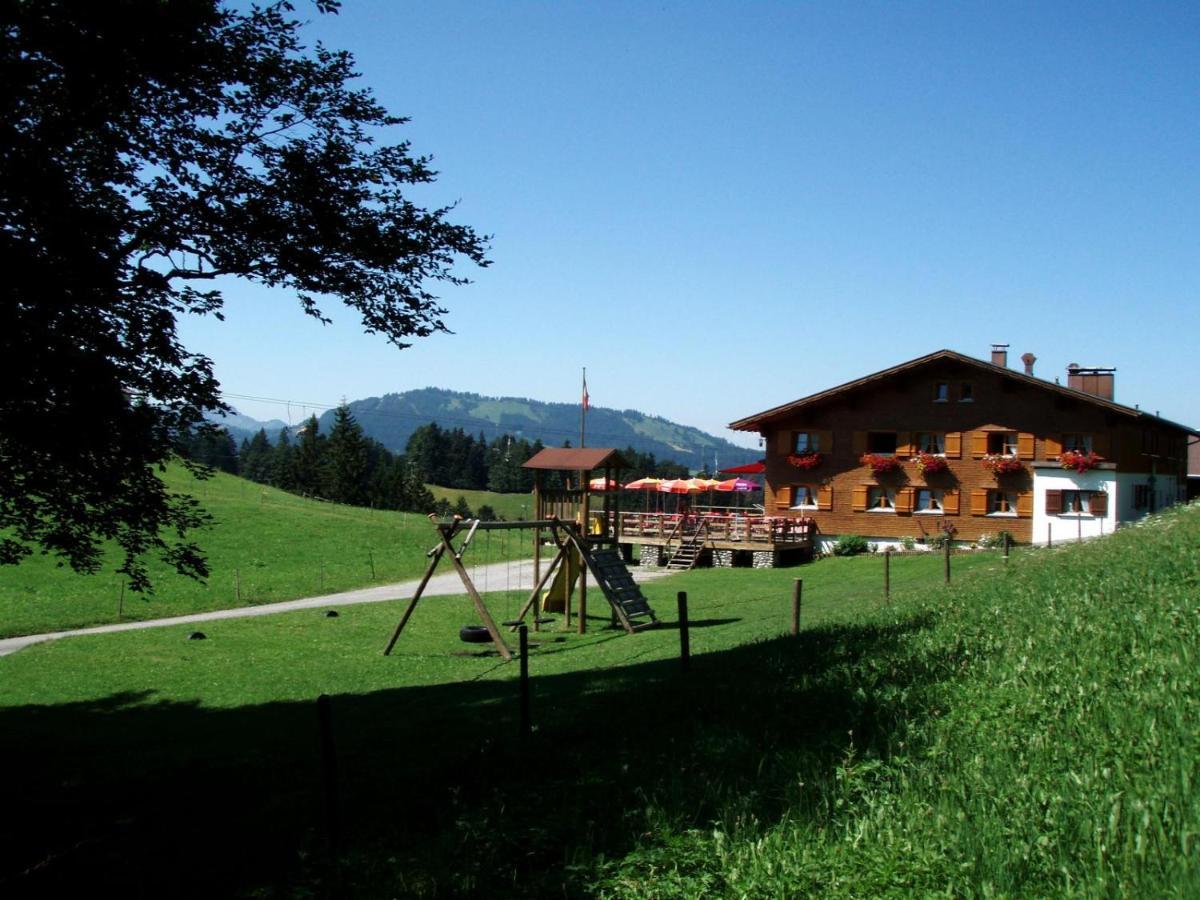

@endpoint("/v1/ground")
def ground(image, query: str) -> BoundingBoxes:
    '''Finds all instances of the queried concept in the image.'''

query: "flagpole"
[580,367,587,448]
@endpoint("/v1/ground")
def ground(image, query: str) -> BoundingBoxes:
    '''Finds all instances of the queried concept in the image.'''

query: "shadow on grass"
[0,613,941,899]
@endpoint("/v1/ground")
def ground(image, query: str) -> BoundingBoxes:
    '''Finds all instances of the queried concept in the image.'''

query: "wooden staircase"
[666,518,709,571]
[577,546,658,631]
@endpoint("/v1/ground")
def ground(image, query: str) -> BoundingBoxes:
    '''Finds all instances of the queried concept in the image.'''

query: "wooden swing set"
[382,515,658,660]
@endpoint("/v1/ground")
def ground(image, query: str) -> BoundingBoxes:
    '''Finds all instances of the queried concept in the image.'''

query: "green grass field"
[0,467,532,638]
[427,484,534,521]
[2,500,1197,897]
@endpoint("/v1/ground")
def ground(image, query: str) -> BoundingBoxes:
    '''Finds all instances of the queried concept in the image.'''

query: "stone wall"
[638,544,664,567]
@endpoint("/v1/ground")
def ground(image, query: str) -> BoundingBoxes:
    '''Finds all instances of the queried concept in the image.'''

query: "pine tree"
[292,416,325,497]
[324,405,369,505]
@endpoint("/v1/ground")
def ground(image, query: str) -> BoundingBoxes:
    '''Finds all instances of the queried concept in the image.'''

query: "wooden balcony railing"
[617,512,814,546]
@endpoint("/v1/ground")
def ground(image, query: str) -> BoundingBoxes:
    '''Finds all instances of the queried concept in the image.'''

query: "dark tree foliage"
[0,1,488,589]
[323,405,369,505]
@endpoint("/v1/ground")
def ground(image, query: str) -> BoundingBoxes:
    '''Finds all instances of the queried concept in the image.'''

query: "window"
[791,485,820,509]
[1134,484,1151,510]
[1061,433,1092,453]
[867,432,898,455]
[793,432,821,453]
[914,431,945,454]
[915,489,944,513]
[989,491,1017,515]
[1062,491,1090,514]
[868,486,895,511]
[959,382,974,402]
[987,431,1019,456]
[933,382,949,402]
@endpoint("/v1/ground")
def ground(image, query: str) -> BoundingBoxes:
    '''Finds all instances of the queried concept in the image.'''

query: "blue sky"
[179,1,1200,447]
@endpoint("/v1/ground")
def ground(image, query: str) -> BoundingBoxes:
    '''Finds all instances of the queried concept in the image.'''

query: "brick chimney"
[1021,352,1036,376]
[990,343,1009,368]
[1066,363,1116,400]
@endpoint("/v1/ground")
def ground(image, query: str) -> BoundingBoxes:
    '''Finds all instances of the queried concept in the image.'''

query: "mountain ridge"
[216,388,760,471]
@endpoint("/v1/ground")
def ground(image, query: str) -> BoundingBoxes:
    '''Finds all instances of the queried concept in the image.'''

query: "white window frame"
[868,486,896,512]
[915,488,944,513]
[988,490,1018,517]
[790,484,819,509]
[793,432,820,453]
[987,431,1019,457]
[1061,490,1092,516]
[914,432,945,455]
[1061,433,1093,453]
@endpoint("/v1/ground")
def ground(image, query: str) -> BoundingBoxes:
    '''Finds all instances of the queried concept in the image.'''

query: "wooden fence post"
[791,579,802,635]
[884,549,891,601]
[235,568,241,603]
[943,539,951,584]
[677,591,690,671]
[368,549,375,580]
[1003,531,1010,563]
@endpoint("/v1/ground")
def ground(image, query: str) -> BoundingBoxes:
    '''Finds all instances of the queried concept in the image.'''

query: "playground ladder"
[582,547,659,631]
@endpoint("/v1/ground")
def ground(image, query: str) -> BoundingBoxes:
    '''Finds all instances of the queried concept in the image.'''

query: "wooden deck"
[615,511,815,551]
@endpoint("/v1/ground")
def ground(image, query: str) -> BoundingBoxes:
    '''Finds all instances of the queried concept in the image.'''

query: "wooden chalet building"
[728,347,1193,550]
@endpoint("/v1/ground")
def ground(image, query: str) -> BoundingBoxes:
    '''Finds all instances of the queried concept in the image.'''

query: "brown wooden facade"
[730,350,1192,545]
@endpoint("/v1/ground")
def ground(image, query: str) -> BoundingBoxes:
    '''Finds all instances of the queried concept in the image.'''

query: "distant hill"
[302,388,760,471]
[210,409,289,444]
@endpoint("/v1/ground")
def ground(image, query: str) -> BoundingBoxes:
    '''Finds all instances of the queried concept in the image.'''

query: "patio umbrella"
[715,477,760,492]
[623,476,662,511]
[588,476,619,491]
[720,460,765,475]
[623,477,662,490]
[657,479,698,494]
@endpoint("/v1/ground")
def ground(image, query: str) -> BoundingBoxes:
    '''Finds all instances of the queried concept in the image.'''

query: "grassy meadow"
[0,466,532,638]
[1,498,1198,897]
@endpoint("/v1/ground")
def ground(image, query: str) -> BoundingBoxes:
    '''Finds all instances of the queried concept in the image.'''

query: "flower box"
[786,451,823,470]
[1060,450,1102,473]
[981,454,1023,476]
[860,453,902,475]
[915,453,949,476]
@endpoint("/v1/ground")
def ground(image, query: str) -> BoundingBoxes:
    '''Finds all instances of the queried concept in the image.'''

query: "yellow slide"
[541,544,582,613]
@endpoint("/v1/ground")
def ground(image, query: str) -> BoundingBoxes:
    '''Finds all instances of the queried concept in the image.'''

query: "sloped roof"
[521,447,627,471]
[728,349,1196,434]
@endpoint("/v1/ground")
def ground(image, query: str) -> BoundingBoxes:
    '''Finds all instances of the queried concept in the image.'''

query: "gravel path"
[0,559,675,657]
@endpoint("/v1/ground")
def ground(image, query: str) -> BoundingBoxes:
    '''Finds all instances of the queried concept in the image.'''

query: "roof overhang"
[728,349,1197,435]
[521,447,627,471]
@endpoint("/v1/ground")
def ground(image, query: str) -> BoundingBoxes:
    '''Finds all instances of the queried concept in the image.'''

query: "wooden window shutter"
[1092,432,1111,459]
[774,486,792,509]
[970,489,988,516]
[1090,491,1108,517]
[1018,432,1035,460]
[852,485,868,512]
[1045,434,1062,459]
[895,487,914,515]
[944,432,962,458]
[971,431,988,458]
[1044,490,1062,516]
[817,484,833,511]
[942,488,960,515]
[1016,491,1033,518]
[896,431,913,458]
[777,431,792,454]
[817,430,833,454]
[852,431,867,456]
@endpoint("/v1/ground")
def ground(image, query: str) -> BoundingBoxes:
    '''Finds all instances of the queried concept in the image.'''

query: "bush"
[832,534,869,556]
[926,533,950,550]
[900,536,917,551]
[977,530,1013,550]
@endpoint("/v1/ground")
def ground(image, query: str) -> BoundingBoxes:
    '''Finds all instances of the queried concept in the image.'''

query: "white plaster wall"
[1031,468,1180,546]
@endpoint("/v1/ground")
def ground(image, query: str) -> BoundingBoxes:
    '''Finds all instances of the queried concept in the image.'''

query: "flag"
[582,369,589,412]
